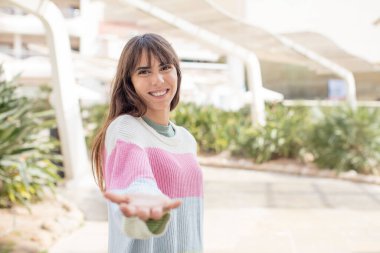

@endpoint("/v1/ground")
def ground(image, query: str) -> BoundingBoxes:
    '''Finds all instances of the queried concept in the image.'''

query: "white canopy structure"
[101,0,379,117]
[1,0,379,180]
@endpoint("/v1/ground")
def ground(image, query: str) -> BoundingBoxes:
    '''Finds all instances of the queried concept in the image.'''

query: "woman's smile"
[149,88,170,97]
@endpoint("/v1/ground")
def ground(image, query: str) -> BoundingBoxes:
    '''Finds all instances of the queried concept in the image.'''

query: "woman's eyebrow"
[135,66,150,72]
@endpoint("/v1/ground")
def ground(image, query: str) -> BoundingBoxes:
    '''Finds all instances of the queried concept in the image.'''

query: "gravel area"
[0,194,83,253]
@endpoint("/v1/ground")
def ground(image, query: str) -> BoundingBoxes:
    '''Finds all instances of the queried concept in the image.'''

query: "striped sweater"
[104,115,203,253]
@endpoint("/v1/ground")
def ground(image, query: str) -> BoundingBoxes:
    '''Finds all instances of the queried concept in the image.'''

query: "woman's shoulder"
[107,114,143,133]
[105,115,144,146]
[175,125,193,138]
[172,124,197,146]
[109,114,139,127]
[105,114,170,154]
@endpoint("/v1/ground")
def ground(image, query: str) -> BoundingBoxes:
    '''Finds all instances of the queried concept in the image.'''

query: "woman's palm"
[104,192,181,221]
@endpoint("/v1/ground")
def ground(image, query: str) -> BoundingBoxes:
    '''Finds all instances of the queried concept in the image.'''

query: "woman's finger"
[170,199,182,209]
[120,203,136,217]
[163,199,182,212]
[136,207,150,221]
[104,192,131,204]
[150,206,164,220]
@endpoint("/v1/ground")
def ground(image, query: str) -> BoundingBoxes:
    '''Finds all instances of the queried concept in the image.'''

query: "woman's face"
[131,50,178,119]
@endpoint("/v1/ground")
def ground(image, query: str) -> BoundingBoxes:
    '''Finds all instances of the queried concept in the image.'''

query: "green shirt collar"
[142,116,176,137]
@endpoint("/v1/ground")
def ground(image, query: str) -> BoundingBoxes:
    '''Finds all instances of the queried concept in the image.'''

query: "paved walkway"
[50,166,380,253]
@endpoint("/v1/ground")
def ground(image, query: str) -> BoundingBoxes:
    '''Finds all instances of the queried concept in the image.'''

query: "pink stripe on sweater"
[105,141,203,198]
[105,141,155,190]
[147,147,203,198]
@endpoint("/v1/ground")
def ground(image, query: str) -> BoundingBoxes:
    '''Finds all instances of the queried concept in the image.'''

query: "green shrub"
[307,106,380,174]
[81,100,380,175]
[172,103,312,161]
[0,69,62,208]
[231,104,312,162]
[172,103,244,153]
[81,103,108,149]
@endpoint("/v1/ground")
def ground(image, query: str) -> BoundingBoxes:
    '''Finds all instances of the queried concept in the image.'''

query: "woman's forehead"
[135,49,170,67]
[136,51,156,66]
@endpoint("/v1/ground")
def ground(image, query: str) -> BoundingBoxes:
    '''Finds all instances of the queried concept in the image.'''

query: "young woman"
[91,33,203,253]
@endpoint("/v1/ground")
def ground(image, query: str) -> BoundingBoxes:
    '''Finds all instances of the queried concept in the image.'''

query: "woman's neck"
[144,110,170,126]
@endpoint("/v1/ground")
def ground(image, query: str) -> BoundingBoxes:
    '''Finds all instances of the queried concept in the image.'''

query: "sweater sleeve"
[104,122,171,239]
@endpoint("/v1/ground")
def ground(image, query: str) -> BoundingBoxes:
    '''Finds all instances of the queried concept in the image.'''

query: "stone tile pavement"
[50,166,380,253]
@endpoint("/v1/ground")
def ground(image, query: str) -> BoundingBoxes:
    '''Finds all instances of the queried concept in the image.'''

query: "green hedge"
[229,105,311,162]
[82,102,380,175]
[81,103,108,150]
[171,103,247,153]
[307,106,380,174]
[0,69,62,208]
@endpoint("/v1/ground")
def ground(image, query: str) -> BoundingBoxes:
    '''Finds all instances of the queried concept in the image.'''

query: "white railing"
[283,100,380,107]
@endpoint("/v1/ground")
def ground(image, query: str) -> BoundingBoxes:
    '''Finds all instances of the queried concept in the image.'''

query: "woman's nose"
[151,72,164,86]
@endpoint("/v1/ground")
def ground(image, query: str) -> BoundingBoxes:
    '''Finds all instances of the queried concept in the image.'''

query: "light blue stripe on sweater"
[107,180,203,253]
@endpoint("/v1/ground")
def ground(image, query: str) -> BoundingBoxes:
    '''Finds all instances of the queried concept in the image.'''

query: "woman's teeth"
[150,90,167,97]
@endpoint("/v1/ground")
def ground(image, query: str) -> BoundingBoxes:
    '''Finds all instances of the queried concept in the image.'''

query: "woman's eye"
[161,65,172,71]
[138,70,150,75]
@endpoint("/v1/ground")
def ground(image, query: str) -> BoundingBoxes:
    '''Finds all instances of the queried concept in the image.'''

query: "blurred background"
[0,0,380,252]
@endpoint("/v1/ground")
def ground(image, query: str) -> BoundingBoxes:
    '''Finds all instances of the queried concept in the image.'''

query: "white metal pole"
[79,0,100,56]
[227,55,245,91]
[246,54,266,126]
[12,34,22,58]
[4,0,90,180]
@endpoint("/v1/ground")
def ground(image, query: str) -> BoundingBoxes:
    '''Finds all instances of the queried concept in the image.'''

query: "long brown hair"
[91,33,182,191]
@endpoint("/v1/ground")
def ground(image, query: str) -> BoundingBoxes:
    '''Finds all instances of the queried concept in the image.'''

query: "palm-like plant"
[308,106,380,174]
[0,67,62,208]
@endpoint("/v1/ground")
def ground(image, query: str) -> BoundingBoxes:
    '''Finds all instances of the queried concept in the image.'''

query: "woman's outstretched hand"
[104,192,182,221]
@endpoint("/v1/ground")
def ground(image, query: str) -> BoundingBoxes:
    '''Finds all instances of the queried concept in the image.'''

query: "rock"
[41,220,62,234]
[11,206,29,216]
[302,152,315,163]
[10,240,41,253]
[29,230,53,248]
